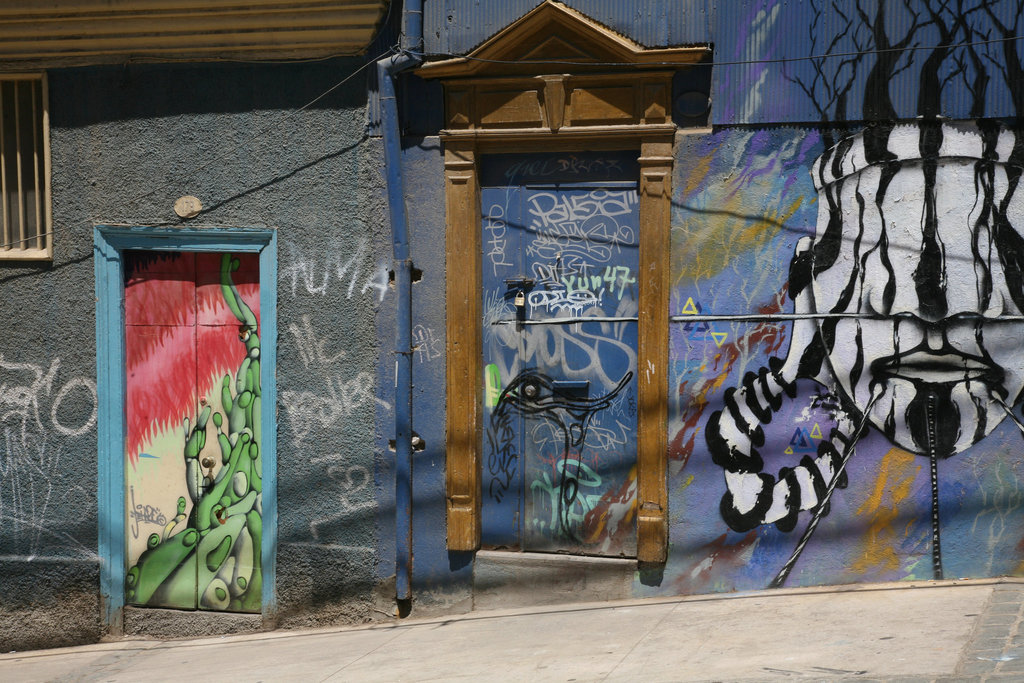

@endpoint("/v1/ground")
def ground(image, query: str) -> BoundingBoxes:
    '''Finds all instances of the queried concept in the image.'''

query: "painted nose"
[925,325,944,351]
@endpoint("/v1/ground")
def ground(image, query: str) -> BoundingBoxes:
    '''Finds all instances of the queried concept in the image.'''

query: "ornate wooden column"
[444,141,482,550]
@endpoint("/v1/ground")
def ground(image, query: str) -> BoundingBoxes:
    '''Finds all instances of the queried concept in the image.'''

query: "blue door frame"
[95,225,278,630]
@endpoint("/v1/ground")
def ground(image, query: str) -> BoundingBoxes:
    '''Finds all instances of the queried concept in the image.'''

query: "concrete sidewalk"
[4,580,1024,682]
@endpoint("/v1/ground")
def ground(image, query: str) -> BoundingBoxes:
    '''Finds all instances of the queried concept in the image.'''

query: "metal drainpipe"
[378,0,422,604]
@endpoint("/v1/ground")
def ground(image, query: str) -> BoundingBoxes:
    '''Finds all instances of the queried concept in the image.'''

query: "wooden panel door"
[123,250,262,612]
[480,152,640,557]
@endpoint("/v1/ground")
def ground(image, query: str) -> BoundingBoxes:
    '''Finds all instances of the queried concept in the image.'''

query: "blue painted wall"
[406,0,1024,601]
[425,0,713,54]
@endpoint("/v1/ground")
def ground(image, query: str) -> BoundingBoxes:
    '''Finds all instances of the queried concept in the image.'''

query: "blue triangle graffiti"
[789,427,816,452]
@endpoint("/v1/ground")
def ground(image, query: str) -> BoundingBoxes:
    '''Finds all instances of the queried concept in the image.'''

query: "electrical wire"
[0,45,398,253]
[415,31,1024,69]
[107,45,396,215]
[2,23,1023,252]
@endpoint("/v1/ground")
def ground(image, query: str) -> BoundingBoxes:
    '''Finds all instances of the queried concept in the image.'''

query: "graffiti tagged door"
[481,152,640,557]
[123,251,263,612]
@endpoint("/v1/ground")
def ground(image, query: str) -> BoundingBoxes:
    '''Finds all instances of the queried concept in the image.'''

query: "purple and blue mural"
[664,0,1024,593]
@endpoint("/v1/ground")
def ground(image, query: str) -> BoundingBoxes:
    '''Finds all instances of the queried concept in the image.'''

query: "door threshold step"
[123,606,262,638]
[473,550,635,611]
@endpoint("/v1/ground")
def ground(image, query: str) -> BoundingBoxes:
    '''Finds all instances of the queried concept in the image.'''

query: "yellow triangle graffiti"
[810,423,823,439]
[784,446,794,455]
[711,331,728,347]
[681,297,699,315]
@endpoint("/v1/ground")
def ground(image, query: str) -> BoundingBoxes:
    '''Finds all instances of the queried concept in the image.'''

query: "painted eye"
[239,327,251,341]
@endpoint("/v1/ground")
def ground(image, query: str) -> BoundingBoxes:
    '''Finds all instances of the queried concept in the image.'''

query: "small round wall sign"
[174,195,203,219]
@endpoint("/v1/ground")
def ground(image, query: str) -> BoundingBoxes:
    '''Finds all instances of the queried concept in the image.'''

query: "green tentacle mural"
[125,253,262,612]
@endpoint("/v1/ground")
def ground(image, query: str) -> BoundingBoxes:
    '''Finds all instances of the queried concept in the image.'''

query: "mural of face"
[705,123,1024,586]
[809,123,1024,457]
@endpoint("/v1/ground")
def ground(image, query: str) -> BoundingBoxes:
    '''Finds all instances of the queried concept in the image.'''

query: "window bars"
[0,74,50,260]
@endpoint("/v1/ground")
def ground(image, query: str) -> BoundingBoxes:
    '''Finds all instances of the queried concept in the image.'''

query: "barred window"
[0,74,50,260]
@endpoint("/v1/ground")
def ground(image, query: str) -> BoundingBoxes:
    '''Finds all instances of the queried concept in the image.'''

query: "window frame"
[0,72,51,261]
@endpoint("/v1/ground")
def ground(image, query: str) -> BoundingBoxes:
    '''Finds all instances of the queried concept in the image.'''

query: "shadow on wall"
[49,59,372,125]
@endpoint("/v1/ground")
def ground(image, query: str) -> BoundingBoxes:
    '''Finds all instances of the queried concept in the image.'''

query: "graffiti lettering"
[308,456,373,541]
[128,486,167,540]
[282,372,391,444]
[0,355,58,440]
[529,460,604,536]
[492,303,638,391]
[535,418,632,453]
[288,314,346,368]
[285,313,391,443]
[484,203,515,276]
[281,239,389,302]
[503,155,624,182]
[50,377,98,437]
[483,288,514,330]
[0,355,96,442]
[0,355,98,559]
[527,286,603,317]
[562,265,635,301]
[525,190,637,265]
[412,325,442,363]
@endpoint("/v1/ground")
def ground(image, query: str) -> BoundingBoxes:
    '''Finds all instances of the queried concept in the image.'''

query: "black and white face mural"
[708,122,1024,587]
[705,0,1024,587]
[808,123,1024,456]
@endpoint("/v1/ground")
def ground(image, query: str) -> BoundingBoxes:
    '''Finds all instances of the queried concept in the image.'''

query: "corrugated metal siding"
[424,0,713,55]
[425,0,1022,125]
[713,0,1023,125]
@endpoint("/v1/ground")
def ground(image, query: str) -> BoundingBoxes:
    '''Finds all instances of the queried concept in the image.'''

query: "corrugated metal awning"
[0,1,390,66]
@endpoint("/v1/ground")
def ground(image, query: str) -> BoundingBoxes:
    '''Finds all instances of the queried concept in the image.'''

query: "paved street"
[5,579,1024,682]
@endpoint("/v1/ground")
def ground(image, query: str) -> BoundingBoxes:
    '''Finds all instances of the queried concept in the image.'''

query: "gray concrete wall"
[0,58,394,651]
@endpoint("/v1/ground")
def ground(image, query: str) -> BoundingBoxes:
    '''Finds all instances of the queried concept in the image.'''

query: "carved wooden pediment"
[418,1,708,138]
[418,0,707,79]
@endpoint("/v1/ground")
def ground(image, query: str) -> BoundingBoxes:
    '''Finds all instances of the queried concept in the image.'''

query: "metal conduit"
[378,0,423,605]
[489,313,1024,325]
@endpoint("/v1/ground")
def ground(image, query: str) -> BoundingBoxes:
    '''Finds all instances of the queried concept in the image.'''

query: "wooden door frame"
[442,132,672,564]
[95,225,278,632]
[419,0,708,565]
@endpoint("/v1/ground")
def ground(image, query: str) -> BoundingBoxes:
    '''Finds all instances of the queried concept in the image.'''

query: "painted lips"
[873,350,1004,386]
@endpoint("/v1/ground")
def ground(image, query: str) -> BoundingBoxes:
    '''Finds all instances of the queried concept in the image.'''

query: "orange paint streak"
[674,191,805,282]
[583,465,638,545]
[672,531,759,594]
[683,153,714,196]
[850,447,921,575]
[669,290,789,466]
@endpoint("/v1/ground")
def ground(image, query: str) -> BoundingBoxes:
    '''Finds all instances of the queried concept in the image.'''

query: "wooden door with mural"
[480,152,640,557]
[123,250,262,612]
